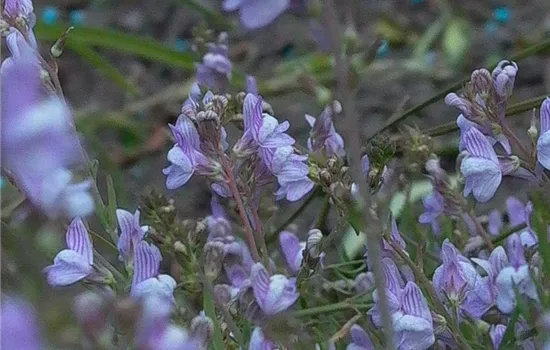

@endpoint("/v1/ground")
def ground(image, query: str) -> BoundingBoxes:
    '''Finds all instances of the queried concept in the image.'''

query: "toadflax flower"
[1,54,93,219]
[44,218,95,287]
[116,208,148,263]
[131,242,176,302]
[432,240,492,320]
[460,127,502,202]
[346,324,374,350]
[235,93,314,201]
[418,190,445,236]
[305,101,345,157]
[1,296,43,350]
[196,32,231,93]
[536,97,550,170]
[279,230,305,274]
[223,0,291,29]
[249,327,276,350]
[369,258,435,350]
[506,197,537,248]
[495,234,539,314]
[250,262,299,315]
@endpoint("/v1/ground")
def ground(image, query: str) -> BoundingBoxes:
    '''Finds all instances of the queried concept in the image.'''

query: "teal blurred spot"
[376,40,390,58]
[493,7,510,24]
[42,6,59,25]
[281,44,296,59]
[410,0,425,5]
[69,9,86,26]
[0,177,4,189]
[174,38,189,52]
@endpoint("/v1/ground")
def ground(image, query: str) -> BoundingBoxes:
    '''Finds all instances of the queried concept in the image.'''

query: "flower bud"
[0,20,10,36]
[190,312,214,345]
[432,312,448,335]
[354,272,374,293]
[173,241,187,254]
[306,229,323,258]
[50,27,74,58]
[470,68,492,94]
[73,291,111,340]
[528,110,538,140]
[319,169,332,186]
[203,241,225,281]
[213,284,232,305]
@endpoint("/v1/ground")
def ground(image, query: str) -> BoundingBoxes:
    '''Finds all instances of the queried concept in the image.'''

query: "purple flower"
[305,101,345,157]
[495,234,539,313]
[460,127,502,202]
[456,114,511,154]
[489,324,506,349]
[346,324,374,350]
[492,60,518,100]
[1,296,42,350]
[196,33,231,93]
[1,55,93,219]
[488,209,503,236]
[418,190,444,235]
[250,262,299,315]
[537,97,550,170]
[237,93,313,201]
[506,197,537,248]
[249,327,276,350]
[163,115,212,190]
[361,154,370,176]
[223,0,290,29]
[131,242,176,302]
[43,218,94,287]
[369,259,435,350]
[246,75,258,95]
[354,272,375,294]
[432,240,492,319]
[279,231,305,273]
[3,0,34,20]
[116,208,148,263]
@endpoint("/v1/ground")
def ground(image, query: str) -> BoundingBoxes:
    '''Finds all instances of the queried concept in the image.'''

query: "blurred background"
[2,0,550,346]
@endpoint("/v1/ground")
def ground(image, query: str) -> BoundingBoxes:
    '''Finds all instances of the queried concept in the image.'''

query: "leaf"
[442,17,472,69]
[412,16,448,61]
[500,306,519,349]
[106,174,117,231]
[34,22,196,70]
[202,278,225,350]
[67,42,139,96]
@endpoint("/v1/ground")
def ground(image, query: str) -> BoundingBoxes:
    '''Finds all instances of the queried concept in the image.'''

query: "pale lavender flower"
[346,324,374,350]
[488,209,503,236]
[492,60,518,101]
[249,327,276,350]
[116,208,148,263]
[131,242,176,302]
[236,93,313,201]
[354,272,375,294]
[43,218,94,286]
[196,32,231,93]
[536,97,550,170]
[246,75,258,95]
[163,115,212,190]
[305,101,345,157]
[495,234,539,314]
[3,0,34,20]
[361,154,370,176]
[279,231,305,274]
[456,114,511,154]
[250,262,299,315]
[1,296,42,350]
[489,324,506,349]
[432,240,492,320]
[223,0,290,29]
[369,259,435,350]
[460,127,502,202]
[506,197,537,248]
[1,55,93,219]
[418,190,444,236]
[135,297,210,350]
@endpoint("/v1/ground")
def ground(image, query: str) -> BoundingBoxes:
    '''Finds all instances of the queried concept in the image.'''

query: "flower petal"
[243,93,263,140]
[394,314,435,350]
[239,0,290,29]
[537,130,550,170]
[248,327,275,350]
[43,250,92,287]
[250,263,299,315]
[402,282,432,322]
[163,146,195,190]
[132,241,162,288]
[349,324,374,350]
[66,217,93,265]
[279,231,304,273]
[132,275,177,302]
[463,127,498,163]
[461,157,502,202]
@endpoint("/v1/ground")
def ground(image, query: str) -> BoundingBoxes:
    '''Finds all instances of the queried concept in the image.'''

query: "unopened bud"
[0,20,10,36]
[432,312,448,335]
[190,312,214,345]
[173,241,187,254]
[73,291,110,340]
[470,68,492,93]
[326,158,338,171]
[212,95,229,113]
[528,109,538,140]
[203,241,225,281]
[319,169,332,186]
[354,272,374,293]
[306,229,323,258]
[50,27,74,58]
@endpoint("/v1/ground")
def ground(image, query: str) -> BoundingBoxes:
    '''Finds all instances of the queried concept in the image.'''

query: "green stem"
[315,195,331,230]
[291,302,372,317]
[324,259,365,269]
[202,276,225,350]
[491,223,527,245]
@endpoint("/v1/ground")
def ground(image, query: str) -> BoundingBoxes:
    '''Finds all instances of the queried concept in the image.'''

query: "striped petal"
[66,217,93,265]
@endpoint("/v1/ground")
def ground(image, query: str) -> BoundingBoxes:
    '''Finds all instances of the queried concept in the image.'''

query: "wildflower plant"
[2,0,550,350]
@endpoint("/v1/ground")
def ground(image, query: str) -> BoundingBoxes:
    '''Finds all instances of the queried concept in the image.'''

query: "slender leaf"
[106,174,118,230]
[202,278,225,350]
[67,42,139,96]
[499,307,519,349]
[34,22,196,70]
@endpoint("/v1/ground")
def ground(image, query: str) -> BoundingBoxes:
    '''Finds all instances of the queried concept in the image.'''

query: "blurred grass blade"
[106,174,118,231]
[442,17,472,69]
[176,0,234,30]
[68,42,139,97]
[34,22,196,70]
[500,307,519,349]
[202,277,225,350]
[412,16,447,61]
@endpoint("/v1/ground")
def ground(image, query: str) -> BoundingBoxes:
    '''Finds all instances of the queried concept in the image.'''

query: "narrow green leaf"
[34,22,196,70]
[442,18,472,68]
[106,174,118,230]
[175,0,234,30]
[67,42,139,97]
[203,279,225,350]
[500,307,519,349]
[412,16,448,61]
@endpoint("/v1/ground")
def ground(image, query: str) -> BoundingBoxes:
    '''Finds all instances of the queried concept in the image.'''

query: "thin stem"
[216,148,260,262]
[314,194,331,229]
[491,223,527,245]
[324,259,365,269]
[266,186,320,245]
[323,0,395,348]
[291,301,372,317]
[401,235,442,263]
[246,188,271,271]
[467,212,494,251]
